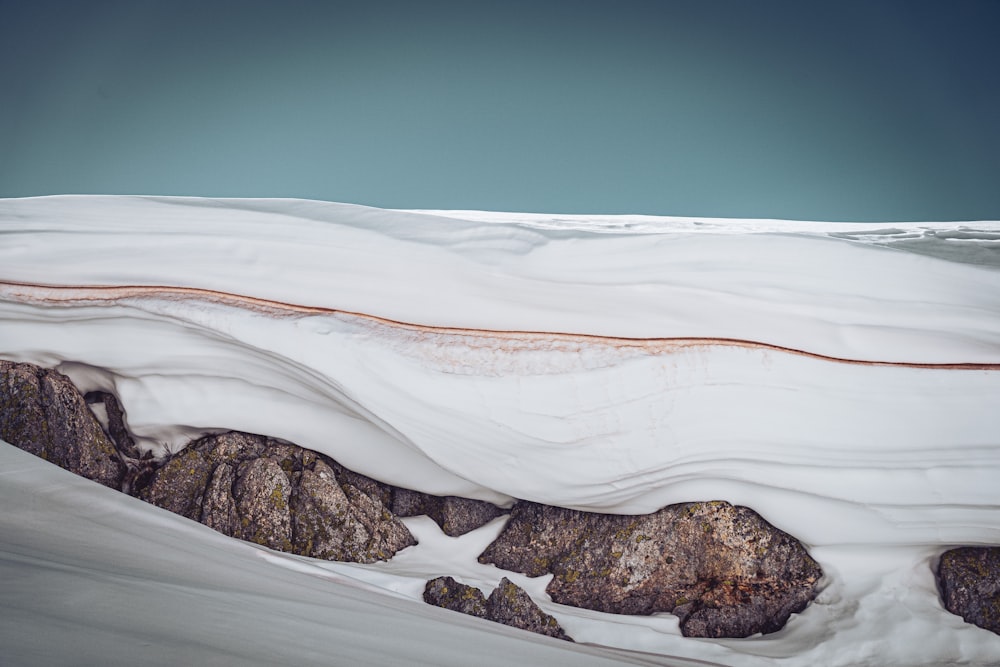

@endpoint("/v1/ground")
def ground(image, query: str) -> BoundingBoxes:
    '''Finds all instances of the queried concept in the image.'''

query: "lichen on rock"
[423,576,488,618]
[485,578,573,641]
[478,499,822,638]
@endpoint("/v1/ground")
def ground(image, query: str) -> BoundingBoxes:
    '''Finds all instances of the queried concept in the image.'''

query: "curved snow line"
[3,280,997,371]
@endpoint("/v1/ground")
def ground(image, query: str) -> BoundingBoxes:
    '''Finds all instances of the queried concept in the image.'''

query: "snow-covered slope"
[1,195,999,665]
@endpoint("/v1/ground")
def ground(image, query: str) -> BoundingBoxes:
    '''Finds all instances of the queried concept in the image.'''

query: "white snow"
[1,194,999,665]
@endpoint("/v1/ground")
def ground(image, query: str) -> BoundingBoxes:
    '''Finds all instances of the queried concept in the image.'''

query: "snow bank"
[1,195,998,665]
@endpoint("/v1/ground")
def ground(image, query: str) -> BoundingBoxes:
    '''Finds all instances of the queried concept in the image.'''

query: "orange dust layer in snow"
[2,280,996,371]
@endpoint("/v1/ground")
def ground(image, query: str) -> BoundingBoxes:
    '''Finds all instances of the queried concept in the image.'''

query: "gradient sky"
[2,0,998,220]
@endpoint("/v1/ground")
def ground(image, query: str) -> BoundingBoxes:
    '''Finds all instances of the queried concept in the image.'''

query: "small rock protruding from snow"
[423,576,572,641]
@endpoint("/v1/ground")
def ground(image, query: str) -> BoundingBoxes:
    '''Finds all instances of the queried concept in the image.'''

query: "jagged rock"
[441,496,508,536]
[292,460,368,560]
[391,489,507,537]
[0,361,123,489]
[140,431,415,562]
[325,461,505,538]
[938,547,1000,635]
[290,459,415,561]
[423,576,572,641]
[390,487,431,517]
[202,462,241,535]
[233,457,293,552]
[84,390,157,494]
[423,576,488,618]
[478,500,821,638]
[334,462,394,508]
[84,390,139,457]
[486,578,573,641]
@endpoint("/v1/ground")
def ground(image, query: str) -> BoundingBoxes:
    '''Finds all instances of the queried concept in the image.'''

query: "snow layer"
[1,195,999,665]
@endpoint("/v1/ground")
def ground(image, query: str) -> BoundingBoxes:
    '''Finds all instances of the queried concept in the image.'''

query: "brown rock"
[423,576,488,618]
[0,361,123,489]
[141,431,415,562]
[485,578,573,641]
[390,487,432,518]
[391,489,507,537]
[85,390,158,495]
[340,483,416,562]
[292,460,368,561]
[938,546,1000,635]
[478,500,821,638]
[424,576,572,641]
[290,459,415,562]
[84,390,138,457]
[138,445,214,520]
[233,457,293,551]
[440,496,507,537]
[201,463,240,536]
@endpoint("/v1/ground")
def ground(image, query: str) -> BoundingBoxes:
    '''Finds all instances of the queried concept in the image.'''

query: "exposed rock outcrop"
[2,359,820,638]
[423,576,572,641]
[485,578,573,641]
[391,489,507,536]
[0,361,123,489]
[423,575,488,618]
[0,361,500,563]
[139,431,416,562]
[938,547,1000,635]
[307,463,506,537]
[478,500,821,638]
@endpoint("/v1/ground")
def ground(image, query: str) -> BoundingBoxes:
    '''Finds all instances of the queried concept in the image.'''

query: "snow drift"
[1,195,999,665]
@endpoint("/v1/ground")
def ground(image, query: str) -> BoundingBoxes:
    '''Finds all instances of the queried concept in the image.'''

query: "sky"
[1,0,998,220]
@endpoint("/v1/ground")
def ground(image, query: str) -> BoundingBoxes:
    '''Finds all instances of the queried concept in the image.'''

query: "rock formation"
[423,576,572,641]
[938,546,1000,635]
[0,361,503,562]
[2,359,828,637]
[84,390,157,494]
[485,577,574,641]
[478,500,822,638]
[423,575,489,618]
[391,489,507,536]
[139,431,417,562]
[0,361,123,489]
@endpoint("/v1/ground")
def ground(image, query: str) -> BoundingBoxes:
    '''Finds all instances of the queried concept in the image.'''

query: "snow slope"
[1,195,999,665]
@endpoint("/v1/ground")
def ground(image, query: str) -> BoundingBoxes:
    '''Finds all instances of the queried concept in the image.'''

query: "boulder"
[423,576,488,618]
[140,431,415,562]
[938,546,1000,635]
[0,361,123,489]
[423,576,572,641]
[485,578,573,641]
[391,489,507,537]
[478,500,821,638]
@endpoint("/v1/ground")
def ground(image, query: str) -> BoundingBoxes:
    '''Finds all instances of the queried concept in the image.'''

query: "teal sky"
[2,0,998,220]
